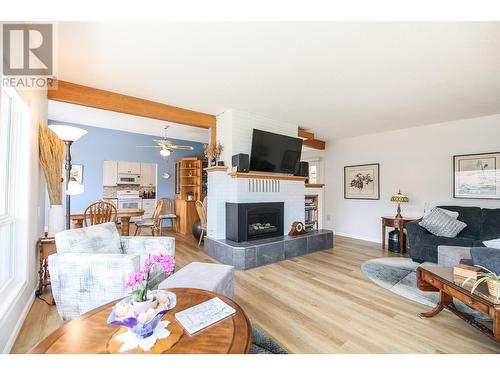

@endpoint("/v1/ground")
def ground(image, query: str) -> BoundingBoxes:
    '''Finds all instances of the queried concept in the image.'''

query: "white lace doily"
[115,320,171,352]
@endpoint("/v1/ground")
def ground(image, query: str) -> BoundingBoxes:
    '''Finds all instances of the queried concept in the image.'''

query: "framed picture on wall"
[344,163,380,200]
[62,164,84,184]
[454,152,500,199]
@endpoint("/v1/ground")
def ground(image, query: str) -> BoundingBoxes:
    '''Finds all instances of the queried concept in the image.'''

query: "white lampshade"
[160,148,171,157]
[66,178,84,195]
[49,124,87,142]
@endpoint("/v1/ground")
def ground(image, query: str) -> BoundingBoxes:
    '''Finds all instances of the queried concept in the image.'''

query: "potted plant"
[126,253,175,314]
[108,252,176,339]
[462,265,500,300]
[204,142,224,166]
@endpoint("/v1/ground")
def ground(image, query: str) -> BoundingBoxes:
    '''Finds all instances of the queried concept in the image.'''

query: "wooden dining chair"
[158,198,178,233]
[83,200,117,227]
[195,200,207,247]
[134,200,164,236]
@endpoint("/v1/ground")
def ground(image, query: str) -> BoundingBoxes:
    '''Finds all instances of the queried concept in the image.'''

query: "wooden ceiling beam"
[298,128,326,150]
[48,80,217,133]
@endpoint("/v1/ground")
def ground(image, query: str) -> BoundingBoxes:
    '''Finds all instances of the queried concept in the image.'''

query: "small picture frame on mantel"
[344,163,380,200]
[453,151,500,200]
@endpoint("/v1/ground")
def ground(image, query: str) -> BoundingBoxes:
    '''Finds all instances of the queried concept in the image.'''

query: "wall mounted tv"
[250,129,303,174]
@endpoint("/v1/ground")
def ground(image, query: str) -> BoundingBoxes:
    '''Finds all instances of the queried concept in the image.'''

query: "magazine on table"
[175,297,236,335]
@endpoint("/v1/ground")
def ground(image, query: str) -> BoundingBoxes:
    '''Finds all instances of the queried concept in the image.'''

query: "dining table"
[70,208,145,236]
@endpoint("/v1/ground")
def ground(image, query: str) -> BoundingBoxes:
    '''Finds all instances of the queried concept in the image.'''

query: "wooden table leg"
[382,223,386,249]
[120,217,131,236]
[420,291,453,318]
[494,308,500,341]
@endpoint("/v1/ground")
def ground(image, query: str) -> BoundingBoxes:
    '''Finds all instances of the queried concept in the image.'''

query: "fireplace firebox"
[226,202,284,242]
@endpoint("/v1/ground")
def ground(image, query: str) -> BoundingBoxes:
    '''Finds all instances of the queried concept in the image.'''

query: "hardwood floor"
[11,230,500,354]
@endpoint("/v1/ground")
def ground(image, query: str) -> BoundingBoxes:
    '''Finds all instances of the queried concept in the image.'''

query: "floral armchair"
[49,222,175,320]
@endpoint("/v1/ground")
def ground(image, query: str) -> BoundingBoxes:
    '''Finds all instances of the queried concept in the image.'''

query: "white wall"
[0,88,47,353]
[217,109,299,167]
[323,114,500,243]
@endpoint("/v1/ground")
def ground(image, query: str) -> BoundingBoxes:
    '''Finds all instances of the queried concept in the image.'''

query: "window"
[0,87,29,292]
[305,158,321,184]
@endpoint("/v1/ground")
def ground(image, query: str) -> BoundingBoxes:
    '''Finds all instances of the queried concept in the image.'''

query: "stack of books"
[453,264,482,285]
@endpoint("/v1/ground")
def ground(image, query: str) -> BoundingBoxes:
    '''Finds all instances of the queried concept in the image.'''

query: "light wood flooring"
[11,229,500,354]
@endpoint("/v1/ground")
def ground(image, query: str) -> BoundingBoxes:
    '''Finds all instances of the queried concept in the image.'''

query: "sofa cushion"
[55,222,122,254]
[483,238,500,249]
[470,247,500,274]
[438,206,482,239]
[480,208,500,240]
[419,208,467,237]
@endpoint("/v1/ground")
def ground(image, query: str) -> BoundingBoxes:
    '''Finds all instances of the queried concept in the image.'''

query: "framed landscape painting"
[454,152,500,199]
[344,163,380,200]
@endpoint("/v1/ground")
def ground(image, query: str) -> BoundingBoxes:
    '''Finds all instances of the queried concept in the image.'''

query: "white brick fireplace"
[206,109,306,240]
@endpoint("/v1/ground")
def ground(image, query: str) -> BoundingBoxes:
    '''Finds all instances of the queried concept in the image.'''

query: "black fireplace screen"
[226,202,284,242]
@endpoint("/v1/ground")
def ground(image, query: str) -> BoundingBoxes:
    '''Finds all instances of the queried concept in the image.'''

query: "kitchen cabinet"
[103,160,118,186]
[117,161,141,175]
[140,163,157,187]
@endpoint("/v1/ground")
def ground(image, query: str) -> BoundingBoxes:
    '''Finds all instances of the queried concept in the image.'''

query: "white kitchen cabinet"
[140,163,157,187]
[103,160,118,186]
[117,161,141,175]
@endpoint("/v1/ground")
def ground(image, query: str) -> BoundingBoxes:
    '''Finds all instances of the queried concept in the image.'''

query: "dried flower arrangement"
[203,142,224,162]
[39,124,65,205]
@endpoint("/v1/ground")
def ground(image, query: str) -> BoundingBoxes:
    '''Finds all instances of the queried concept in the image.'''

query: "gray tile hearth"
[204,230,334,270]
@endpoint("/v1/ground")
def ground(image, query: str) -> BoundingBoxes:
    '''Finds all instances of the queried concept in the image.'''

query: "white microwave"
[116,173,141,185]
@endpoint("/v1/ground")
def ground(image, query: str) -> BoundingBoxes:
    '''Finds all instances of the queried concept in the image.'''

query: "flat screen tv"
[250,129,303,174]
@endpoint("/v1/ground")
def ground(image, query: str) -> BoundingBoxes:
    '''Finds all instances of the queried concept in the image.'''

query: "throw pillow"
[55,222,122,254]
[424,207,459,219]
[419,208,467,237]
[483,238,500,249]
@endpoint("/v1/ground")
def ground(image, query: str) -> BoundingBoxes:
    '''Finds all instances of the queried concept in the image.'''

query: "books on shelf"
[175,297,236,335]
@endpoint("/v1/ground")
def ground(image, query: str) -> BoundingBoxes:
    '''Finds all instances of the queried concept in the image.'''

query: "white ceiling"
[55,22,500,140]
[48,100,209,143]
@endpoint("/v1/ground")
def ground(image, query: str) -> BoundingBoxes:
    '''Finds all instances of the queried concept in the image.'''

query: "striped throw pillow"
[419,208,467,238]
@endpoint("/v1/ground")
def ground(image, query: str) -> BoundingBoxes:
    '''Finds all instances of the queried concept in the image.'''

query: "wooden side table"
[36,237,57,297]
[381,216,419,254]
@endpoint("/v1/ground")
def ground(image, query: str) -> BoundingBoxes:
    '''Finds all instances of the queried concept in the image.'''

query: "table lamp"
[390,190,409,219]
[49,124,87,229]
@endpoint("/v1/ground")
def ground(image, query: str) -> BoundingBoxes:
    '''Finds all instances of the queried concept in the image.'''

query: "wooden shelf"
[229,172,308,181]
[305,183,325,188]
[205,166,229,172]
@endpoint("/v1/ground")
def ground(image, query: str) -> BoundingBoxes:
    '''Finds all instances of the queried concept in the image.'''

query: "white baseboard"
[2,289,36,354]
[334,231,381,245]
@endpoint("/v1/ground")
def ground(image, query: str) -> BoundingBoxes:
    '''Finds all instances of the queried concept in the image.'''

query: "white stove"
[116,190,141,220]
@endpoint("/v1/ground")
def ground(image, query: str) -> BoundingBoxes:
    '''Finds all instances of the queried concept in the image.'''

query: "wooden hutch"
[174,157,208,234]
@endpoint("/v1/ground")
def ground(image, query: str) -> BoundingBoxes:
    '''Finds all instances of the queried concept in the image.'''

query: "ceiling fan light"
[160,148,171,157]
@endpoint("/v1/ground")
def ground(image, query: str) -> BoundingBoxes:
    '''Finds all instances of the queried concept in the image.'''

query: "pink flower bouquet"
[126,252,175,302]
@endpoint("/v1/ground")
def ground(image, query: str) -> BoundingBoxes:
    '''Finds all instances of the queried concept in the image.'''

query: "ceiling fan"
[136,126,194,156]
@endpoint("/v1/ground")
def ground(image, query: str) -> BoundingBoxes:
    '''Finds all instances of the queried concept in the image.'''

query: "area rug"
[251,325,288,354]
[361,257,488,320]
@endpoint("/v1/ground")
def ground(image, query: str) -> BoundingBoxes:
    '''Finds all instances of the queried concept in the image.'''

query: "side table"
[36,237,56,297]
[381,216,419,254]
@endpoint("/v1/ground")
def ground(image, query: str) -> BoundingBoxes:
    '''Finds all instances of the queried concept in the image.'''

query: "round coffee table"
[30,288,252,354]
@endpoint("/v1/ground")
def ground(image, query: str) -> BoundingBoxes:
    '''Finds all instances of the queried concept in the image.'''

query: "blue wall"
[47,120,206,214]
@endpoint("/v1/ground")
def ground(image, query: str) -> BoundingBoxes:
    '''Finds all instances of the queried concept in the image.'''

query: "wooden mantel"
[228,171,308,181]
[48,80,217,144]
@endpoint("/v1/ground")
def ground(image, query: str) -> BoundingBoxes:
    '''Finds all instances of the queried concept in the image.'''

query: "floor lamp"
[49,125,87,229]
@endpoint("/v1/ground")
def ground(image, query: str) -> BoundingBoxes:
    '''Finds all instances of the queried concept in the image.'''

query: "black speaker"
[232,153,249,172]
[295,161,309,177]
